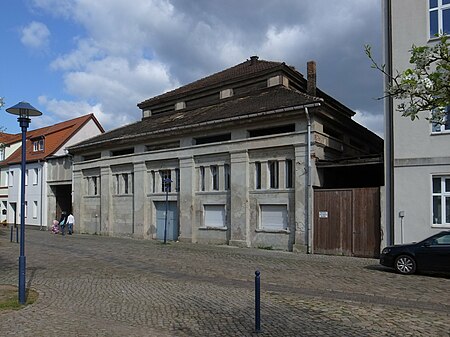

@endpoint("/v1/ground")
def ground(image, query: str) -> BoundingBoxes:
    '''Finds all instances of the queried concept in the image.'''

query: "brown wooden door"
[352,188,380,258]
[314,190,352,255]
[313,188,380,258]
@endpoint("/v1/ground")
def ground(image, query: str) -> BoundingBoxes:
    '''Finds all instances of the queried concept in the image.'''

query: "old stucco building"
[69,57,382,253]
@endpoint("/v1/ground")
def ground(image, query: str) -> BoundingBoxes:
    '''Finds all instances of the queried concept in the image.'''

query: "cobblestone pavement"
[0,228,449,337]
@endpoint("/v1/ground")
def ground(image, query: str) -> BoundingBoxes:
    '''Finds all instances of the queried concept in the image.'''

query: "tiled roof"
[3,114,103,164]
[70,86,321,151]
[0,132,21,145]
[138,57,284,108]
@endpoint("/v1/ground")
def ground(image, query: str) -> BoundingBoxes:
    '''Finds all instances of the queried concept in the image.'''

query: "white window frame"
[429,0,450,38]
[33,201,38,219]
[24,201,28,218]
[33,168,39,185]
[25,170,28,186]
[33,139,44,152]
[431,107,450,133]
[8,171,13,187]
[432,175,450,227]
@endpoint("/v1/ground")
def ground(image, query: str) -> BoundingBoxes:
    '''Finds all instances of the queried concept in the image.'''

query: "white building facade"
[3,115,104,229]
[386,0,450,243]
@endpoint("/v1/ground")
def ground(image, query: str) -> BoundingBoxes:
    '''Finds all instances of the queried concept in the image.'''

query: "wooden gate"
[313,188,380,258]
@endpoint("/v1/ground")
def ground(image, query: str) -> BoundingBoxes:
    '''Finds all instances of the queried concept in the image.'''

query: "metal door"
[155,201,179,241]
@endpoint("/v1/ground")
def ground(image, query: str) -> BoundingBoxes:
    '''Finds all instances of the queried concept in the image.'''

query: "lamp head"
[6,101,42,118]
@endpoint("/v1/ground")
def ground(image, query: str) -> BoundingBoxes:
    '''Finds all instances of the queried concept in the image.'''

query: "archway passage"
[53,184,72,220]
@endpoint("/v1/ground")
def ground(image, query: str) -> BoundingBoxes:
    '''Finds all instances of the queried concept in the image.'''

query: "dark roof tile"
[70,86,320,151]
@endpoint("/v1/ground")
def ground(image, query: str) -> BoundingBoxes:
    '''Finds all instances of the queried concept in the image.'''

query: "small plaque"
[319,211,328,218]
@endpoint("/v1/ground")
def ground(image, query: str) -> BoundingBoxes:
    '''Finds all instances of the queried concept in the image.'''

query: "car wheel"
[395,255,416,275]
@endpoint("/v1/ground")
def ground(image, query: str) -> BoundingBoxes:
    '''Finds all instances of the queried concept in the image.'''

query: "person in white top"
[67,213,75,235]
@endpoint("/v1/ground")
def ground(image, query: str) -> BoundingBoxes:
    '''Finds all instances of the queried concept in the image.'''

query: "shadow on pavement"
[364,264,450,279]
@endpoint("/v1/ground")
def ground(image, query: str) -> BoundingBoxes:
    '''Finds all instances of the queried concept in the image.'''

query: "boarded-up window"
[204,205,226,228]
[260,205,288,230]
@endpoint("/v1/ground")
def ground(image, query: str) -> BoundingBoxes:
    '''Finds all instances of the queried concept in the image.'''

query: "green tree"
[365,35,450,124]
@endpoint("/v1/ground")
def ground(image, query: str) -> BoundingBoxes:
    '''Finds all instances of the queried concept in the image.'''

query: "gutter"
[69,102,323,152]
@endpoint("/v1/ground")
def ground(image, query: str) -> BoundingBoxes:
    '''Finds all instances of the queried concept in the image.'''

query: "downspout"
[39,161,44,230]
[305,107,312,254]
[383,0,394,245]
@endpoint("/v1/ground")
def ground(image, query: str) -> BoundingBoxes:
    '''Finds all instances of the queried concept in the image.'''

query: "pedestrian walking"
[67,213,74,235]
[59,211,67,236]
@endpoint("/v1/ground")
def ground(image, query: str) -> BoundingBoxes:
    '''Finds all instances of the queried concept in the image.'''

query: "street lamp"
[6,101,42,304]
[163,177,172,244]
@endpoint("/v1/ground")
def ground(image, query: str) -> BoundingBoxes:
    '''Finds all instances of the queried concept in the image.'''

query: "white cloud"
[353,109,384,138]
[20,21,50,49]
[37,96,117,130]
[30,0,383,133]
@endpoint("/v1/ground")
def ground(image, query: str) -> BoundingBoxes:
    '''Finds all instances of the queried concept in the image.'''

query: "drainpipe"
[39,161,44,230]
[383,0,394,245]
[305,107,312,254]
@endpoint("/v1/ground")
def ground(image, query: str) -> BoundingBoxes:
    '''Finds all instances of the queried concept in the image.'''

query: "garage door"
[260,205,288,230]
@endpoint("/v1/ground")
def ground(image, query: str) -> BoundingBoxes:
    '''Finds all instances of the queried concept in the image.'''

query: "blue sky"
[0,0,383,136]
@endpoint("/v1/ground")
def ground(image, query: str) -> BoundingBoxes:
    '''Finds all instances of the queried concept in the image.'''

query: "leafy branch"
[365,35,450,124]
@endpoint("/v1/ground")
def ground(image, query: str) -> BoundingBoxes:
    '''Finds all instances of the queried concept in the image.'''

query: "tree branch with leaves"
[365,35,450,124]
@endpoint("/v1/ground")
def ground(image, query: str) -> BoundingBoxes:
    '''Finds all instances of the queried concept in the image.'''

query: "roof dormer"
[175,101,186,110]
[220,88,234,99]
[267,75,289,88]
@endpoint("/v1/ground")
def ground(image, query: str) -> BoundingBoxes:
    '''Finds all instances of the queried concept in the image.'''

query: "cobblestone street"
[0,228,449,337]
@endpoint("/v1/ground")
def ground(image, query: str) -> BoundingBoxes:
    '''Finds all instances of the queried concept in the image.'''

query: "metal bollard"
[10,225,13,242]
[16,226,19,243]
[255,270,261,333]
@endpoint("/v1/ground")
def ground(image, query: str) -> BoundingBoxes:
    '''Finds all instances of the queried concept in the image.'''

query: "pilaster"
[229,150,250,247]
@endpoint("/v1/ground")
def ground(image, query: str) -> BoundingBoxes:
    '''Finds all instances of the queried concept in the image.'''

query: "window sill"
[251,189,294,194]
[147,192,178,197]
[255,228,290,234]
[83,195,100,198]
[199,226,228,231]
[431,224,450,229]
[196,191,229,195]
[430,131,450,136]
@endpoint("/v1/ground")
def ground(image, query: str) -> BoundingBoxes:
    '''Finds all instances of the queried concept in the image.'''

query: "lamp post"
[6,101,42,304]
[163,177,172,244]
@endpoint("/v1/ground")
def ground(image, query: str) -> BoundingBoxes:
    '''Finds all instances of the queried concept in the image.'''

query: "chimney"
[307,60,316,96]
[250,55,259,65]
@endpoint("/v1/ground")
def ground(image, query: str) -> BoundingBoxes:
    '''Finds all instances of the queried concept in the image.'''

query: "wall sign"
[319,211,328,218]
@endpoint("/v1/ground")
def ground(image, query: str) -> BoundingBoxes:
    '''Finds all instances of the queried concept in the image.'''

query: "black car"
[380,230,450,274]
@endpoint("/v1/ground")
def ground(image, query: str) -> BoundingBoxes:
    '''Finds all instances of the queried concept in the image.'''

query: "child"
[51,220,59,234]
